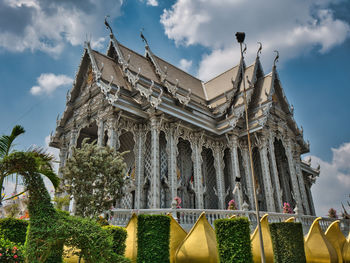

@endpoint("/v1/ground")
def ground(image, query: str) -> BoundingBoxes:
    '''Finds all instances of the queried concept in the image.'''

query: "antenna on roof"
[104,15,113,35]
[257,42,262,58]
[140,28,149,47]
[273,50,279,67]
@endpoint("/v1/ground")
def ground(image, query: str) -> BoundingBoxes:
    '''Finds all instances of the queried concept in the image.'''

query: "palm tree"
[0,125,25,202]
[0,125,59,204]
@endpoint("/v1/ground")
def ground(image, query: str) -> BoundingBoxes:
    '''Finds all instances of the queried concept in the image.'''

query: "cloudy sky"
[0,0,349,217]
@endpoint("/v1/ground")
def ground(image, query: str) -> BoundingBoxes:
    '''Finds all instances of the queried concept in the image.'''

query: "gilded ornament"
[304,217,338,263]
[284,216,295,222]
[124,213,138,262]
[343,233,350,263]
[325,220,346,263]
[175,212,218,263]
[251,214,274,263]
[168,214,187,263]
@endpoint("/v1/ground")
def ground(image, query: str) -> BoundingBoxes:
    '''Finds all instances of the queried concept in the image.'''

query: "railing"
[109,208,350,235]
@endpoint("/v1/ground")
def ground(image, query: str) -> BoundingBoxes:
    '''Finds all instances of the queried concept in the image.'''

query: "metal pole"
[239,41,266,263]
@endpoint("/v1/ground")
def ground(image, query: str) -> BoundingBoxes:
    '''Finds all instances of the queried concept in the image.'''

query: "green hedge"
[269,222,306,263]
[102,225,127,256]
[137,214,170,263]
[214,217,253,263]
[0,218,28,245]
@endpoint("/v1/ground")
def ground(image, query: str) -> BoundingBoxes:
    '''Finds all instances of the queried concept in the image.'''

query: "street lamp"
[235,32,266,263]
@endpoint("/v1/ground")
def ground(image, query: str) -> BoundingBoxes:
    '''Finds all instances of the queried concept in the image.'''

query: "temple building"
[50,26,320,215]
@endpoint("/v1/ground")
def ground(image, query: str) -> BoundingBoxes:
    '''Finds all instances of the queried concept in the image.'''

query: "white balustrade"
[109,208,350,235]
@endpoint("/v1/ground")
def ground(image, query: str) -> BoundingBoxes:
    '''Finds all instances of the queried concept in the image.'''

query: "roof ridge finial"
[257,42,262,58]
[140,28,149,48]
[273,50,279,68]
[104,15,113,36]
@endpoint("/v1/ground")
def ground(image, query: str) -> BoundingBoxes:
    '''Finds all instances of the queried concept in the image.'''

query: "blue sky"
[0,0,349,216]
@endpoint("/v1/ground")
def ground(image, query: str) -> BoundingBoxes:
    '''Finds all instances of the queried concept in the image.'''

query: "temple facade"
[50,28,319,215]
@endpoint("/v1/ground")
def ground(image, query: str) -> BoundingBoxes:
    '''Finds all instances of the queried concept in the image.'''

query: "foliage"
[328,208,338,218]
[0,125,25,203]
[269,222,306,263]
[214,217,253,263]
[227,199,237,210]
[102,225,127,256]
[282,202,293,214]
[137,214,170,263]
[0,237,25,262]
[0,218,28,245]
[62,139,127,218]
[52,195,70,210]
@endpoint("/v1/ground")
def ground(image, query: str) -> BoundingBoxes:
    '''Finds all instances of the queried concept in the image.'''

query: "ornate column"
[58,147,67,177]
[190,135,204,209]
[213,142,226,210]
[107,118,121,150]
[294,153,311,215]
[258,136,276,212]
[267,132,283,212]
[284,138,303,214]
[166,124,179,202]
[229,136,244,209]
[241,143,255,210]
[150,116,160,208]
[133,125,147,209]
[97,117,104,146]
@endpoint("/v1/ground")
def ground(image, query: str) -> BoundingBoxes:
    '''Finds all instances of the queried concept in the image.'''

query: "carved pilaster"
[267,132,283,212]
[68,128,78,157]
[58,147,67,178]
[294,152,311,215]
[133,126,147,209]
[284,139,303,214]
[240,142,255,210]
[228,136,243,209]
[213,142,226,209]
[97,117,104,146]
[150,116,161,208]
[190,135,204,209]
[258,136,276,212]
[166,124,179,202]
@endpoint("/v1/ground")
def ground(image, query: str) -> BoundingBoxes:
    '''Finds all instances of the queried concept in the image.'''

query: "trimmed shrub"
[0,218,28,245]
[102,225,128,256]
[137,214,170,263]
[269,222,306,263]
[214,217,253,263]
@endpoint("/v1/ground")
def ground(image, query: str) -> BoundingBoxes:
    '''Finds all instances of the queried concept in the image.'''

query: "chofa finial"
[140,28,149,47]
[273,50,279,67]
[257,42,262,57]
[104,15,113,35]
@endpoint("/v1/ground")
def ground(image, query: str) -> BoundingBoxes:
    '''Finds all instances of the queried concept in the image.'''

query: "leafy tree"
[62,139,127,218]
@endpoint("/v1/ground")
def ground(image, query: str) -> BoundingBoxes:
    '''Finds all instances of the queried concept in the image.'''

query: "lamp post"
[235,32,266,263]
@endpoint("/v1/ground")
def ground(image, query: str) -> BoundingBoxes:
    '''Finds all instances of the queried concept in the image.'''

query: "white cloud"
[178,58,192,72]
[147,0,158,7]
[161,0,350,81]
[0,0,123,56]
[308,142,350,217]
[30,73,73,96]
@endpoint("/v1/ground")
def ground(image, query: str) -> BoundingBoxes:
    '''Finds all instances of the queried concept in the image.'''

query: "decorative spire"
[104,15,113,35]
[273,50,279,67]
[140,28,149,48]
[257,42,262,58]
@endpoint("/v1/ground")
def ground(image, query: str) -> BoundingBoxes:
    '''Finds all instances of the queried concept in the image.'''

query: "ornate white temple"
[50,26,320,216]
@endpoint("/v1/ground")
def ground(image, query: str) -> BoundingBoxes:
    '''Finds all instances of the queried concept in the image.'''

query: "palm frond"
[0,125,25,159]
